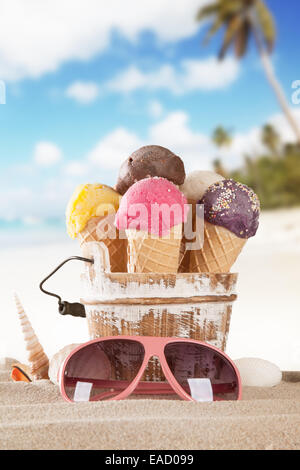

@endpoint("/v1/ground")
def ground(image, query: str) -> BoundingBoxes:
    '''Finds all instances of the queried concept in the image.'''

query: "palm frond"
[202,16,224,44]
[212,126,232,147]
[255,0,276,52]
[196,2,220,21]
[234,20,250,57]
[218,15,243,60]
[218,0,244,17]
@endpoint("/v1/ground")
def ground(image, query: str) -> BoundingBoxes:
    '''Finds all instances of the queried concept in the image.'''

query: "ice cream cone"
[14,294,49,380]
[189,221,246,273]
[78,215,127,273]
[126,224,182,273]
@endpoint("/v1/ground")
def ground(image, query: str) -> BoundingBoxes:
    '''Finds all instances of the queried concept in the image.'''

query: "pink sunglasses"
[60,336,242,403]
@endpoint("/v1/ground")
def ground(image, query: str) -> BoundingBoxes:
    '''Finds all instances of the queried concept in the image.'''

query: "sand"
[0,360,299,450]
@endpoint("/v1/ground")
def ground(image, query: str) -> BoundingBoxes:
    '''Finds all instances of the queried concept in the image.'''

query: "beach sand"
[0,360,299,450]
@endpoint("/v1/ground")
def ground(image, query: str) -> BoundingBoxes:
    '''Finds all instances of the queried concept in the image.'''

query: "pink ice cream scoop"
[115,177,188,237]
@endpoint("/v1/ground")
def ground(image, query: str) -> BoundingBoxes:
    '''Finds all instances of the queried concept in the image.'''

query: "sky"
[1,0,300,228]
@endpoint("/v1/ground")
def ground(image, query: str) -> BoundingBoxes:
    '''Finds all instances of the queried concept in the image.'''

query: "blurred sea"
[0,218,67,247]
[1,207,300,250]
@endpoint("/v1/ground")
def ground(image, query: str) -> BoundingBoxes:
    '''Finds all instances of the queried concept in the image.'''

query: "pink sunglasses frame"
[60,336,242,403]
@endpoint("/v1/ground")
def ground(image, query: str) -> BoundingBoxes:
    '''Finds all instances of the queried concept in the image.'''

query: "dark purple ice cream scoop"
[199,179,260,238]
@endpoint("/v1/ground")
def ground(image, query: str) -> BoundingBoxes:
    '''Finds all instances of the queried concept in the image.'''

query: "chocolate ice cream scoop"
[200,179,260,238]
[115,145,185,195]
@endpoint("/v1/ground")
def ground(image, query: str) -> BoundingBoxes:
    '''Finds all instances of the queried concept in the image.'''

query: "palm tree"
[212,158,227,177]
[196,0,300,143]
[211,126,232,176]
[212,125,232,147]
[261,123,281,155]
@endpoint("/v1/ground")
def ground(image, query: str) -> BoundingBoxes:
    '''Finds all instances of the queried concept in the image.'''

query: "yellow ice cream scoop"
[66,183,121,239]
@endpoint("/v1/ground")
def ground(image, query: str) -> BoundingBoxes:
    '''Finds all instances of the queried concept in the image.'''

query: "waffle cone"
[189,221,247,273]
[178,234,190,273]
[178,199,197,273]
[78,215,127,273]
[126,224,182,273]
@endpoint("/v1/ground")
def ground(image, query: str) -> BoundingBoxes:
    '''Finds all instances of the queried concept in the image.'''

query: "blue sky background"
[0,0,300,239]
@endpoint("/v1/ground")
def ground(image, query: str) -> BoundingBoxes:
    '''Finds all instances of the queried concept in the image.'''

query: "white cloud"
[87,128,142,169]
[268,109,300,143]
[223,108,300,164]
[149,111,213,170]
[83,108,300,176]
[64,161,89,176]
[150,108,300,171]
[180,57,240,91]
[80,110,218,173]
[105,57,240,95]
[107,67,147,93]
[34,141,62,166]
[148,100,164,118]
[0,0,209,81]
[65,81,99,104]
[83,113,212,173]
[228,127,265,159]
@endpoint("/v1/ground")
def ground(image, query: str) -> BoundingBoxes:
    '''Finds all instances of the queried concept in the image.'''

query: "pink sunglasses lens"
[164,342,239,401]
[63,339,145,402]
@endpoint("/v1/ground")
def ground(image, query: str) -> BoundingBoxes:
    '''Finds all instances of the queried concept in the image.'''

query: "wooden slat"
[82,294,237,305]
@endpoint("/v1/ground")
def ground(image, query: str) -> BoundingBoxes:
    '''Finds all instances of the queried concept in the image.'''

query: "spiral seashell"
[14,294,49,380]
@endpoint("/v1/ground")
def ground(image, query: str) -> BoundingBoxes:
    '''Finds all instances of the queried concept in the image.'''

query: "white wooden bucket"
[80,244,238,381]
